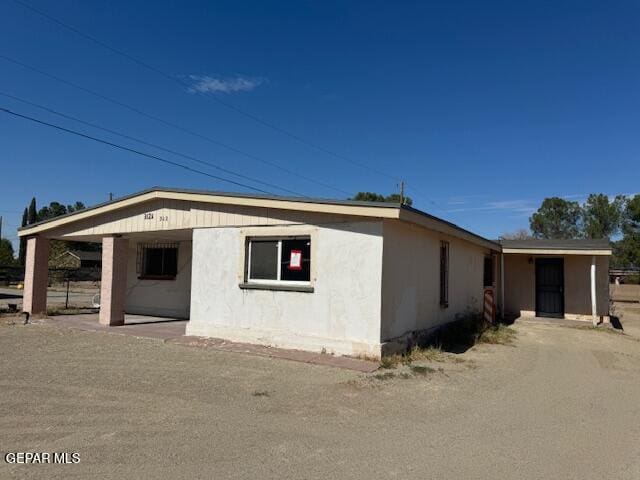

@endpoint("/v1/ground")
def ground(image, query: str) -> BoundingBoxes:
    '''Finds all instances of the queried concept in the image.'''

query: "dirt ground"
[2,312,640,479]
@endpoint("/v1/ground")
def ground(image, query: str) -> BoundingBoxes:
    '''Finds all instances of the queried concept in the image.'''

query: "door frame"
[535,257,565,318]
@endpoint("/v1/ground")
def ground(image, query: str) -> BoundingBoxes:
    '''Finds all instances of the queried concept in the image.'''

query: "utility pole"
[399,181,405,205]
[109,192,113,201]
[0,215,3,240]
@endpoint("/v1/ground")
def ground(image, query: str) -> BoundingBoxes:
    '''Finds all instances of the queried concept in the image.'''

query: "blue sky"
[1,0,639,249]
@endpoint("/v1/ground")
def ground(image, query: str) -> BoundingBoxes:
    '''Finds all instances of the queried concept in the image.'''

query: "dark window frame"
[483,256,494,288]
[245,236,311,285]
[136,242,179,280]
[439,240,449,307]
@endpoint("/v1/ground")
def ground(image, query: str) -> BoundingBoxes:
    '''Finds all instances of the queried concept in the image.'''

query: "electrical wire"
[0,91,305,196]
[0,106,278,195]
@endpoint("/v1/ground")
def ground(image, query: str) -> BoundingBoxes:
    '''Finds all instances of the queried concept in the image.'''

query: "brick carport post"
[99,235,129,326]
[23,235,50,315]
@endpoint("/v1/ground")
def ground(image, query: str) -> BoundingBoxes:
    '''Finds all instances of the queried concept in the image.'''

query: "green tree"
[622,194,640,233]
[0,238,16,266]
[27,197,37,225]
[37,202,68,222]
[18,207,28,266]
[582,194,624,239]
[67,201,86,213]
[613,194,640,267]
[351,192,386,202]
[612,232,640,268]
[351,191,413,206]
[529,197,582,239]
[384,193,413,206]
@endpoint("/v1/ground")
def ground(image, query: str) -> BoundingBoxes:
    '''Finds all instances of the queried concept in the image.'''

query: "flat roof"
[18,187,501,250]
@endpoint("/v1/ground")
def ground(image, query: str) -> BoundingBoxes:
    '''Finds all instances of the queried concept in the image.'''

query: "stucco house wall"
[124,240,192,319]
[503,253,609,319]
[188,221,384,357]
[565,255,609,318]
[380,220,492,342]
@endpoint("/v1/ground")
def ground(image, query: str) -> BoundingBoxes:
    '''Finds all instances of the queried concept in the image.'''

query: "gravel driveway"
[1,318,640,479]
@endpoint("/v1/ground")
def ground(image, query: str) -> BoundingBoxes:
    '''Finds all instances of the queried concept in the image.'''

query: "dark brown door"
[535,258,564,318]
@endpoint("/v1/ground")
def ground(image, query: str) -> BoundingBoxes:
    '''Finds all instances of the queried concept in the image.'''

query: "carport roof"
[18,186,501,251]
[500,238,612,255]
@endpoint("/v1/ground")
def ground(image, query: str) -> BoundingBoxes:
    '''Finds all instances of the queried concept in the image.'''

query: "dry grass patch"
[379,345,464,369]
[477,324,517,345]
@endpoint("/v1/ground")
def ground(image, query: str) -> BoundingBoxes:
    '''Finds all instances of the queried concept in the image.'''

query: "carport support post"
[99,236,128,326]
[23,235,49,315]
[500,253,505,319]
[590,255,597,326]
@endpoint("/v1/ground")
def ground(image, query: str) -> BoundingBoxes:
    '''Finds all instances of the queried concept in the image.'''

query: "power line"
[11,0,401,183]
[0,91,304,197]
[0,55,350,197]
[0,106,278,194]
[8,2,463,218]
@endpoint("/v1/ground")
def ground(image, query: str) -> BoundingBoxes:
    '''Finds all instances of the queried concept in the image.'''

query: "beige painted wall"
[124,240,192,319]
[46,198,360,239]
[503,253,609,319]
[380,220,493,341]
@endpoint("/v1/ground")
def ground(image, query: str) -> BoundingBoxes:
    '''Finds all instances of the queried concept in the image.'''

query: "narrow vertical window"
[440,240,449,307]
[483,256,494,287]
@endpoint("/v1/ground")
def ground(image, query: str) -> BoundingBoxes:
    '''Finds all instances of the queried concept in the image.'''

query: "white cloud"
[188,75,263,94]
[447,199,536,216]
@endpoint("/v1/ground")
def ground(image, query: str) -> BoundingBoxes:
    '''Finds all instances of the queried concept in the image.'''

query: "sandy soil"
[1,318,640,479]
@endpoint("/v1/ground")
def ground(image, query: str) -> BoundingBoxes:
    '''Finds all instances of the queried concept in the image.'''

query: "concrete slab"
[514,315,613,329]
[37,314,187,340]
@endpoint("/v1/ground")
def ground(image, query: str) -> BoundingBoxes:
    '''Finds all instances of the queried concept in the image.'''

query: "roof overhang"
[502,248,612,256]
[18,187,500,251]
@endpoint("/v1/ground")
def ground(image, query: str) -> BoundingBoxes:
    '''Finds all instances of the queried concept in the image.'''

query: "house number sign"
[144,213,169,221]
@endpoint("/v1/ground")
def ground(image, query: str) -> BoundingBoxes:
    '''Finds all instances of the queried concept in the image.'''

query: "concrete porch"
[38,313,188,340]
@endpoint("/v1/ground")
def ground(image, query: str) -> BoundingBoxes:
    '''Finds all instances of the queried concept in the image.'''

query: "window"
[439,240,449,307]
[137,243,178,279]
[483,256,494,287]
[247,237,311,284]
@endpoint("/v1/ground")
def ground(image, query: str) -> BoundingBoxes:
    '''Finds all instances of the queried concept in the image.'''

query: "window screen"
[440,241,449,307]
[280,239,311,282]
[249,240,278,280]
[483,256,494,287]
[139,244,178,278]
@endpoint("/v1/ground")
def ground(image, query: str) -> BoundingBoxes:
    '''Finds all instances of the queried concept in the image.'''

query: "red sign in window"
[289,249,302,270]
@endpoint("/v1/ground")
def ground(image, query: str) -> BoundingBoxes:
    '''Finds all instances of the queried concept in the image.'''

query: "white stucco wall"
[380,220,492,342]
[124,240,192,318]
[187,221,384,357]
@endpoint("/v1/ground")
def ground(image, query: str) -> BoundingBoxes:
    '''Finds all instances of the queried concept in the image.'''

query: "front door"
[535,258,564,318]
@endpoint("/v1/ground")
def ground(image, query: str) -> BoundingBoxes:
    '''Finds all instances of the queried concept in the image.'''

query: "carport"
[19,192,194,327]
[500,239,612,324]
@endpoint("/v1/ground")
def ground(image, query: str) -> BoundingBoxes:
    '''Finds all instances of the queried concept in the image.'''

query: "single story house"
[51,249,102,269]
[18,187,611,358]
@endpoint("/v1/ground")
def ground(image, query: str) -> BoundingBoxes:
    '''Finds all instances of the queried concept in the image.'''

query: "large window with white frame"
[246,237,311,284]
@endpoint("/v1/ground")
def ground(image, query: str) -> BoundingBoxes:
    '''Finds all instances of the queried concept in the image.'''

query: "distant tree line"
[350,191,413,206]
[8,197,96,267]
[503,194,640,268]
